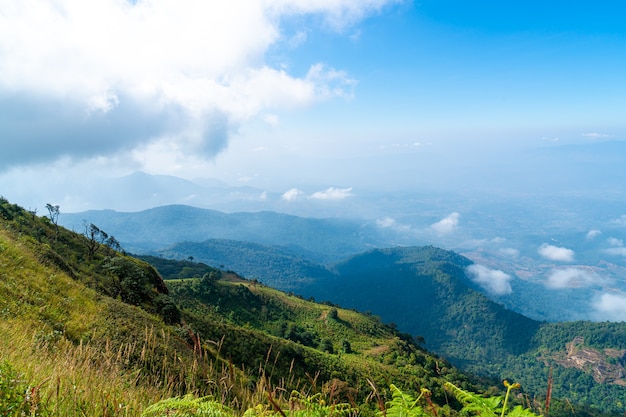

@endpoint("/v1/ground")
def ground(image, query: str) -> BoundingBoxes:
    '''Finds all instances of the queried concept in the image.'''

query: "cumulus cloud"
[466,264,513,295]
[282,188,305,201]
[545,268,599,289]
[309,187,353,200]
[538,243,575,262]
[430,212,460,234]
[0,0,396,168]
[592,293,626,322]
[586,229,601,239]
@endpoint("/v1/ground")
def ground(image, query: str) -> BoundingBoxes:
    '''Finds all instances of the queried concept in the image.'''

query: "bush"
[155,294,181,325]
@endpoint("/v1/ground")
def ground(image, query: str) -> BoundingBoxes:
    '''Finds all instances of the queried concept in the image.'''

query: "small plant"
[287,391,355,417]
[0,361,48,417]
[444,381,542,417]
[378,384,432,417]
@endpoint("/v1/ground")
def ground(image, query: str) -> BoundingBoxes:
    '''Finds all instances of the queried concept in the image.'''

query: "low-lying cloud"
[466,264,513,295]
[538,243,575,262]
[545,268,599,289]
[499,247,520,257]
[282,188,305,201]
[281,186,353,201]
[592,293,626,322]
[309,187,353,200]
[430,212,460,234]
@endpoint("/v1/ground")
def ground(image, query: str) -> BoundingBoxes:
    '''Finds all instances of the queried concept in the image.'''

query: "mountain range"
[4,196,626,415]
[59,202,626,323]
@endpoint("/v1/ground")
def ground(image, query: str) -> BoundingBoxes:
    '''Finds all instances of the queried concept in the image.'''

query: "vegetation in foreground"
[0,197,612,416]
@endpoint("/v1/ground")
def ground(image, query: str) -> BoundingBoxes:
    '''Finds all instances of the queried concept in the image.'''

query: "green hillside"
[153,239,337,290]
[2,197,514,417]
[303,247,626,416]
[142,242,626,415]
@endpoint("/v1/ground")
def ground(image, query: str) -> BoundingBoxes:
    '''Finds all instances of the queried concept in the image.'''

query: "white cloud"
[605,247,626,256]
[0,0,394,168]
[375,216,413,233]
[282,188,305,201]
[592,293,626,322]
[608,237,624,247]
[538,243,575,262]
[376,217,396,228]
[603,237,626,256]
[430,212,460,234]
[309,187,353,200]
[586,229,601,239]
[466,264,513,295]
[499,247,520,257]
[581,132,610,139]
[545,268,598,289]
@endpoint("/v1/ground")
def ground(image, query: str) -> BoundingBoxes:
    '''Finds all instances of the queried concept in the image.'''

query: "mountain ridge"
[59,204,388,261]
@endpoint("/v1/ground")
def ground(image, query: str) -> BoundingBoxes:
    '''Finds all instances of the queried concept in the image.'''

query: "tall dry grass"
[0,317,322,417]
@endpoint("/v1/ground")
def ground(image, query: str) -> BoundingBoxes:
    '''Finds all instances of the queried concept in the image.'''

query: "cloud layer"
[466,264,513,295]
[0,0,396,169]
[545,268,599,289]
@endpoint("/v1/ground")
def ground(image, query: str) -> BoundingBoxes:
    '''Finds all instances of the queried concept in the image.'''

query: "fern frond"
[288,390,355,417]
[444,382,501,416]
[506,406,542,417]
[379,384,430,417]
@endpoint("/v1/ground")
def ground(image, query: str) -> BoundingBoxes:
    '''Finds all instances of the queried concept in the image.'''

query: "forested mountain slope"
[154,239,337,290]
[303,247,626,415]
[144,239,626,416]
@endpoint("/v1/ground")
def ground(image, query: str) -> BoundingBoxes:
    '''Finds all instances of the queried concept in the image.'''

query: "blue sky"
[1,0,626,208]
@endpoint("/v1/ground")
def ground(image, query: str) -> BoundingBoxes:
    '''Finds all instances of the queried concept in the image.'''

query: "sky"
[2,0,626,209]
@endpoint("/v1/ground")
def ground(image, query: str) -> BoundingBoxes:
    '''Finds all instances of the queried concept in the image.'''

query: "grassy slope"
[0,200,223,415]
